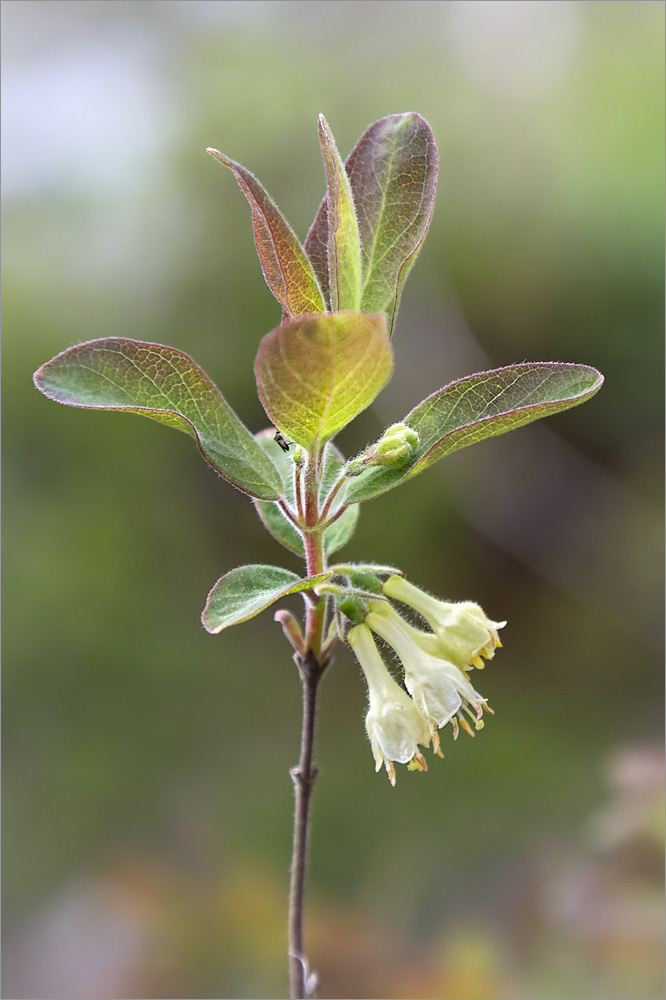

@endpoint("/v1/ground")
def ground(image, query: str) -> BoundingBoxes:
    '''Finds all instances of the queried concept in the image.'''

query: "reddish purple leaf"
[207,148,325,318]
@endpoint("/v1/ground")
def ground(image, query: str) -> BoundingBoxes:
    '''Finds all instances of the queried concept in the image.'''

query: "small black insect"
[274,430,290,453]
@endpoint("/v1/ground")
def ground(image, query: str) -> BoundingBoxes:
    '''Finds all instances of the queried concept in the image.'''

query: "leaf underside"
[254,312,393,449]
[253,429,359,556]
[207,148,325,318]
[345,362,605,503]
[202,563,332,633]
[33,338,283,500]
[305,112,438,334]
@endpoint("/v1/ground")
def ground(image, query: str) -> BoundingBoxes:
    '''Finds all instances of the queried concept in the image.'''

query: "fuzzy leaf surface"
[317,115,362,311]
[252,431,305,555]
[254,312,393,449]
[207,148,325,317]
[345,363,604,502]
[202,564,331,633]
[252,429,359,555]
[33,338,283,500]
[305,113,437,335]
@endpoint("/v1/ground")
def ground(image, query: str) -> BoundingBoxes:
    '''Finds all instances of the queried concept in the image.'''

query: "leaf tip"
[206,147,229,166]
[318,113,332,136]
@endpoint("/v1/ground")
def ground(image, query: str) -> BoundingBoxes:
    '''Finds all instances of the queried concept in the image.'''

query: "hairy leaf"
[202,564,331,633]
[252,431,305,555]
[345,363,604,503]
[305,113,438,336]
[33,338,283,500]
[317,115,362,311]
[207,148,325,317]
[253,430,359,556]
[254,312,393,450]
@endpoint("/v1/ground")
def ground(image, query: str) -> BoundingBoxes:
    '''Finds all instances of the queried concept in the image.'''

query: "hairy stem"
[294,459,305,522]
[278,498,301,528]
[319,470,347,521]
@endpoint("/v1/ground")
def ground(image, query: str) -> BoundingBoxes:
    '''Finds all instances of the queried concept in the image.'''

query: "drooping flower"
[365,601,488,746]
[382,575,505,671]
[347,622,431,785]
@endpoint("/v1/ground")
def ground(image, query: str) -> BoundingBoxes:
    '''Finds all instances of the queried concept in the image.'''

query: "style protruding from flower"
[345,572,506,782]
[348,621,431,786]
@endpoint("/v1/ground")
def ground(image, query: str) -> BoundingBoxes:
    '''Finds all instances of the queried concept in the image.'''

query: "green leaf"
[317,115,362,311]
[252,430,359,556]
[33,338,284,500]
[252,430,305,555]
[254,312,393,449]
[207,148,325,318]
[202,564,332,634]
[305,113,438,336]
[345,363,604,503]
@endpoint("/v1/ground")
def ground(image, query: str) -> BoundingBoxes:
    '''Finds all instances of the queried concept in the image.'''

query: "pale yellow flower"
[348,622,431,785]
[366,601,488,747]
[382,576,505,670]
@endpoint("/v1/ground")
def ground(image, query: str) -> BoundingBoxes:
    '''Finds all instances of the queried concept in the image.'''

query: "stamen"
[432,730,445,758]
[385,760,396,786]
[458,715,475,737]
[451,717,460,741]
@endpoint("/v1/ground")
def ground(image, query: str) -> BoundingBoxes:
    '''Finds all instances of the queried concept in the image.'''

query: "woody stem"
[288,447,329,998]
[288,648,325,999]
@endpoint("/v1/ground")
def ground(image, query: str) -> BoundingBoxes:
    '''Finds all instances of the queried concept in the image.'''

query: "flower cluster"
[347,575,505,785]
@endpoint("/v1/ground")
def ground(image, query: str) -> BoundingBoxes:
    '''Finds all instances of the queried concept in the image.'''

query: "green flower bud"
[339,596,368,624]
[349,571,383,594]
[382,423,420,450]
[346,423,420,476]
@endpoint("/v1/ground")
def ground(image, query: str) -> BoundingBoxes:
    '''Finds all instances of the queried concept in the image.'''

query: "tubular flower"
[365,602,487,747]
[382,575,506,671]
[348,622,431,786]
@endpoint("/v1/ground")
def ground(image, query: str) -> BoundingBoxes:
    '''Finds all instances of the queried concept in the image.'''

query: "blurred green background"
[2,2,664,998]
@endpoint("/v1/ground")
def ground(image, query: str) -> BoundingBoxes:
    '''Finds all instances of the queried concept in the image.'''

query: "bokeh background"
[2,2,664,998]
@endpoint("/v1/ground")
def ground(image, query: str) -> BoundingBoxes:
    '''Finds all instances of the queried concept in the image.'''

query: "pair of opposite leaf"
[33,113,603,633]
[33,113,436,494]
[208,112,437,327]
